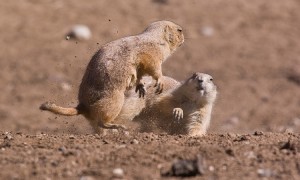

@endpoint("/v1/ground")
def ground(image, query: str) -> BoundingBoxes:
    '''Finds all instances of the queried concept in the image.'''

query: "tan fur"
[116,75,180,122]
[40,20,184,133]
[40,102,80,116]
[118,73,217,136]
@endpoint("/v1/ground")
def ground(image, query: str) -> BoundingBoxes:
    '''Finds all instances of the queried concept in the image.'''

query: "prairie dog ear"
[186,72,198,83]
[191,72,198,79]
[164,25,174,44]
[189,72,198,82]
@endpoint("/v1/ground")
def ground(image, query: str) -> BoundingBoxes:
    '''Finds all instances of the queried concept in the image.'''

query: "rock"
[4,132,13,140]
[131,139,139,145]
[162,154,206,177]
[58,146,76,156]
[225,149,235,156]
[280,140,297,152]
[257,168,273,177]
[67,25,92,41]
[94,134,100,139]
[227,133,236,138]
[69,135,75,139]
[1,132,13,148]
[253,131,264,136]
[123,131,130,136]
[103,139,109,144]
[58,146,67,152]
[284,128,294,133]
[51,160,59,167]
[234,135,250,142]
[112,168,124,178]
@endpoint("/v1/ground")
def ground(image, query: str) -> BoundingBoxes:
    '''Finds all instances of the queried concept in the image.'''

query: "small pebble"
[131,139,139,145]
[67,25,92,40]
[4,132,13,140]
[112,168,124,178]
[253,131,264,136]
[239,135,250,141]
[257,168,273,177]
[103,139,109,144]
[162,154,206,177]
[225,149,235,156]
[123,131,130,136]
[284,128,294,133]
[227,133,236,138]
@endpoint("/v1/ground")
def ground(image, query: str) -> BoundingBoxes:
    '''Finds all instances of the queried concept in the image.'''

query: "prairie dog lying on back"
[40,21,184,133]
[118,73,217,136]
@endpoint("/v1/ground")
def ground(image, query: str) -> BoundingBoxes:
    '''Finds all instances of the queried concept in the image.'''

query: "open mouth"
[196,86,205,96]
[196,86,204,91]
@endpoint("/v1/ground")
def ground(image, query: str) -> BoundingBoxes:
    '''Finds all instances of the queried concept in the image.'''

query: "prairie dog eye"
[177,28,182,33]
[210,78,213,81]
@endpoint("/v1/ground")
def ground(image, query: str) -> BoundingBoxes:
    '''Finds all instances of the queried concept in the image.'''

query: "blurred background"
[0,0,299,134]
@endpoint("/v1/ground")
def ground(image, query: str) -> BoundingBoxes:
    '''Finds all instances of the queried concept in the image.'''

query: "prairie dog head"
[183,73,217,104]
[143,20,184,53]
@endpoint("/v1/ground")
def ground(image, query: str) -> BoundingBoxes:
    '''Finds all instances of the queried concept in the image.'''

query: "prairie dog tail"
[40,102,80,116]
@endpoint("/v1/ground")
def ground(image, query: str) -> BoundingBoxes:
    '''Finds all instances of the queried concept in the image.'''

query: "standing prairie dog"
[40,20,184,133]
[121,73,217,136]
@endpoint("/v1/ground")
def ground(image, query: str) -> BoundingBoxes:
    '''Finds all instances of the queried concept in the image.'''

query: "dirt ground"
[0,0,299,179]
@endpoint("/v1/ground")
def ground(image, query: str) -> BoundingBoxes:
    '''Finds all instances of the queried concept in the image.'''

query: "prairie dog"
[120,73,217,136]
[40,20,184,133]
